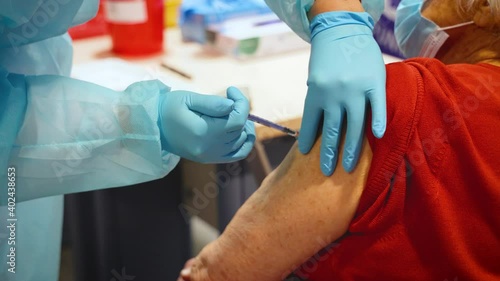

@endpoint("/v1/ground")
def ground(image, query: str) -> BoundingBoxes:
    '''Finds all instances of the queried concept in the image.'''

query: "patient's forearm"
[194,140,372,280]
[309,0,364,19]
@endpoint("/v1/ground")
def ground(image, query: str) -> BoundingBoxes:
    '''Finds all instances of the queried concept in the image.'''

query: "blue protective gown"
[0,1,179,280]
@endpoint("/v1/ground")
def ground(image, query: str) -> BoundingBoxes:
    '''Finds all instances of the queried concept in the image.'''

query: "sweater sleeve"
[350,60,425,232]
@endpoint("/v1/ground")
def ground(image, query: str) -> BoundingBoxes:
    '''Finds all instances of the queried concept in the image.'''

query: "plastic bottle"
[104,0,164,56]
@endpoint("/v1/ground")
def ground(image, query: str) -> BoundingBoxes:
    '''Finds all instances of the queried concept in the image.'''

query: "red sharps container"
[104,0,164,56]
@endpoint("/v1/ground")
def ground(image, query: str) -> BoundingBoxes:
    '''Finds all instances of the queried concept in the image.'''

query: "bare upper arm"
[195,136,373,281]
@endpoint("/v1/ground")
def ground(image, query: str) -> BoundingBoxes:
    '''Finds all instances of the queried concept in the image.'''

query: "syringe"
[248,114,299,139]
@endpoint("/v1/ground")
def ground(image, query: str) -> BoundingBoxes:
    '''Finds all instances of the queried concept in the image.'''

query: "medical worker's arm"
[264,0,386,176]
[179,136,372,281]
[1,70,254,202]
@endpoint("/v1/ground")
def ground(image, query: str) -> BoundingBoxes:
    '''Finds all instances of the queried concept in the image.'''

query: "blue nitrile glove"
[299,11,387,176]
[159,86,256,163]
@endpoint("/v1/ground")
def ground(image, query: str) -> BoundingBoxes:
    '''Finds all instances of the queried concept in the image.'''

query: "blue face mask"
[395,0,474,58]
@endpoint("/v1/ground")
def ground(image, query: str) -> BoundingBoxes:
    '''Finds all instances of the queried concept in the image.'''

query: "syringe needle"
[248,114,299,139]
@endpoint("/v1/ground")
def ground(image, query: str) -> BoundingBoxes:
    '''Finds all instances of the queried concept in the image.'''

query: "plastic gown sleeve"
[263,0,314,42]
[0,68,180,203]
[263,0,384,42]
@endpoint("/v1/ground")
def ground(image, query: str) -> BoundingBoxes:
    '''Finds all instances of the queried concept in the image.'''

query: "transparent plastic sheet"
[180,0,272,23]
[180,0,272,42]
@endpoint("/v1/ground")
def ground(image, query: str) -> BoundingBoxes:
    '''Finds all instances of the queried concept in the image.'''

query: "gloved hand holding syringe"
[248,113,299,139]
[215,86,299,139]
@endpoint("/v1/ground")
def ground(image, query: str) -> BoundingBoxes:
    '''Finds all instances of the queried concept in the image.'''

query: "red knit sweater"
[296,58,500,281]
